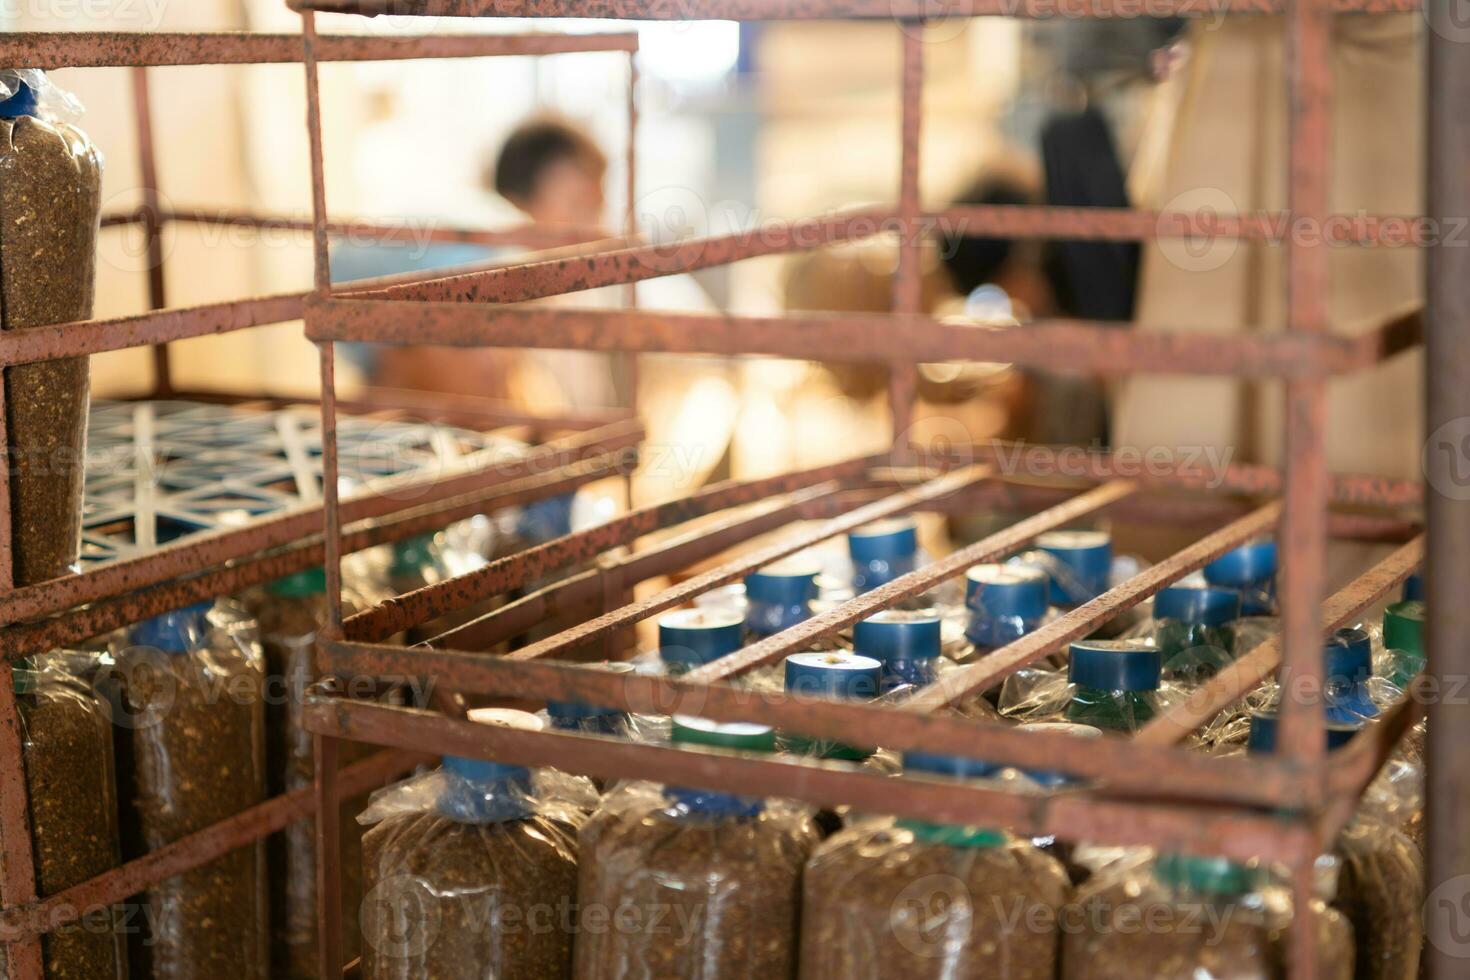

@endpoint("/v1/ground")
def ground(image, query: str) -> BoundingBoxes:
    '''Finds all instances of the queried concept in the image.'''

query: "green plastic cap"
[11,658,35,695]
[267,566,327,598]
[1383,601,1425,657]
[1154,853,1256,896]
[390,533,439,576]
[896,819,1006,849]
[671,715,776,752]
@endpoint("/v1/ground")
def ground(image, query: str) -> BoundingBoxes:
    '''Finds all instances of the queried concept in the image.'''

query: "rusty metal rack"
[0,26,644,980]
[280,2,1467,979]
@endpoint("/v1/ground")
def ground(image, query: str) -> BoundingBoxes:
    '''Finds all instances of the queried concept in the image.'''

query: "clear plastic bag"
[1061,852,1354,980]
[799,821,1069,978]
[112,600,269,979]
[574,779,819,978]
[1333,803,1423,980]
[359,763,594,980]
[247,567,391,978]
[5,652,126,979]
[0,69,101,587]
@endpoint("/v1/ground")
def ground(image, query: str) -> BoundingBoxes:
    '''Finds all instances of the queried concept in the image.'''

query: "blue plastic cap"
[1246,711,1361,755]
[664,786,764,818]
[1153,585,1242,627]
[130,601,214,653]
[744,559,821,606]
[966,564,1049,622]
[853,611,941,665]
[0,81,38,119]
[659,609,744,668]
[516,494,575,543]
[1403,569,1424,603]
[903,750,1000,780]
[1014,722,1103,787]
[545,662,635,724]
[784,651,882,700]
[1037,530,1112,604]
[443,754,531,785]
[848,518,918,563]
[1324,627,1372,684]
[1203,540,1278,588]
[1068,639,1162,692]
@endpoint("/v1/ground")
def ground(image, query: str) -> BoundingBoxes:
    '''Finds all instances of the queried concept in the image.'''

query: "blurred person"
[1114,15,1421,584]
[938,165,1118,448]
[488,118,608,231]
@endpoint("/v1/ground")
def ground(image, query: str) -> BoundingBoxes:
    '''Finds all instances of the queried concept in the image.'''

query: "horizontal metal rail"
[300,696,1322,866]
[287,0,1421,20]
[935,205,1432,246]
[895,503,1282,711]
[939,439,1422,510]
[0,419,639,627]
[0,748,428,938]
[305,646,1319,809]
[688,480,1138,681]
[1136,537,1424,745]
[305,297,1416,378]
[162,208,607,252]
[159,385,631,434]
[343,454,880,642]
[340,209,892,304]
[501,465,996,662]
[0,30,637,68]
[0,293,304,368]
[426,481,848,651]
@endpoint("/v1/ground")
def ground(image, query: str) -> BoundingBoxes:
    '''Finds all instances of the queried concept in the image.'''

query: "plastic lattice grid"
[80,400,526,567]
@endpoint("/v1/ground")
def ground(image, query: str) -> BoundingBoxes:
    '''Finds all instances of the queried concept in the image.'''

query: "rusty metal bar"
[0,748,425,938]
[944,439,1422,510]
[501,465,995,663]
[690,479,1137,683]
[164,207,606,251]
[898,502,1281,712]
[0,294,305,368]
[312,645,1318,809]
[287,0,1422,19]
[306,298,1364,377]
[161,384,629,433]
[0,106,42,980]
[340,208,892,303]
[131,67,173,397]
[1137,537,1423,747]
[427,480,845,651]
[934,204,1432,246]
[0,666,42,975]
[1278,0,1335,814]
[1426,2,1470,974]
[344,453,877,641]
[301,11,347,978]
[0,420,639,626]
[887,24,922,461]
[302,696,1321,865]
[0,30,638,68]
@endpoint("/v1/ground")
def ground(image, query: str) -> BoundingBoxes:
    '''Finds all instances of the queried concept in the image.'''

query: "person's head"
[938,174,1060,319]
[489,118,607,227]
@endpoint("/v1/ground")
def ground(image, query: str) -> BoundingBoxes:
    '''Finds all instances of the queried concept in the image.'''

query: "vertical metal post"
[621,48,640,505]
[1279,0,1333,974]
[0,376,42,980]
[302,12,344,978]
[132,67,172,397]
[1424,5,1470,977]
[889,23,923,464]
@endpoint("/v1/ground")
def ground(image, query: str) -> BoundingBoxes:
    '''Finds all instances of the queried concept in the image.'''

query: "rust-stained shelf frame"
[290,1,1455,978]
[0,27,643,980]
